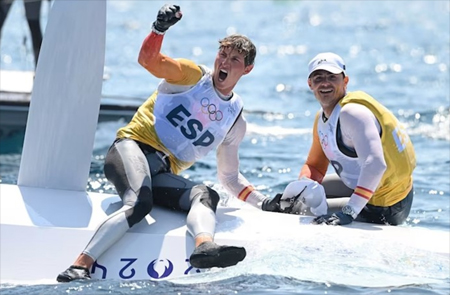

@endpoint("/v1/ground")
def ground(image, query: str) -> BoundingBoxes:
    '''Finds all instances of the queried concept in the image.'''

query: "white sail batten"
[18,0,106,191]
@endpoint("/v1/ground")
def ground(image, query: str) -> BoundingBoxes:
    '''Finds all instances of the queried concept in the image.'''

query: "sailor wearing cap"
[280,52,416,226]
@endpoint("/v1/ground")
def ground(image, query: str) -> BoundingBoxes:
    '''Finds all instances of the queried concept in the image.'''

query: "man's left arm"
[317,103,387,225]
[216,116,280,211]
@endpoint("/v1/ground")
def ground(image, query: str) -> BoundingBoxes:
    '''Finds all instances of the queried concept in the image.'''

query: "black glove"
[261,193,282,212]
[152,4,182,34]
[312,211,354,226]
[311,214,330,225]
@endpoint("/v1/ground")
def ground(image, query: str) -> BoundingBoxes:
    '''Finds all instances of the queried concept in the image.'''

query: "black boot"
[56,265,91,282]
[189,241,246,269]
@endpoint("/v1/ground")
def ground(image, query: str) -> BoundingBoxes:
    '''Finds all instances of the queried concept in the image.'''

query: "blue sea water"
[0,0,449,294]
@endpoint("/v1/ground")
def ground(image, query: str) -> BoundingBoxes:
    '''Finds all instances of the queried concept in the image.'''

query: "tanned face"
[213,46,253,96]
[308,70,349,117]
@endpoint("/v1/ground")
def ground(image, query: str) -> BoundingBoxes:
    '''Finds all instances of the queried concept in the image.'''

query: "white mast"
[17,0,106,191]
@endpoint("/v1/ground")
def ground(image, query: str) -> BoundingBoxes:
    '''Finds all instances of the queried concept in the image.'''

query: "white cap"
[280,178,328,216]
[308,52,346,78]
[305,184,328,216]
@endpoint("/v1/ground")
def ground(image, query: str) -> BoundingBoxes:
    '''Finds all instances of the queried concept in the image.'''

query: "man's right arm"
[137,4,188,82]
[299,112,329,183]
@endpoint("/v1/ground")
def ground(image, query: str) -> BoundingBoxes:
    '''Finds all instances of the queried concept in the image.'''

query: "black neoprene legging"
[322,174,414,225]
[82,138,220,260]
[103,138,219,229]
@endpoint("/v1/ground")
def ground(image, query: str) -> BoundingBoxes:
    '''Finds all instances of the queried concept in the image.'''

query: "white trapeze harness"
[154,72,243,162]
[317,105,361,189]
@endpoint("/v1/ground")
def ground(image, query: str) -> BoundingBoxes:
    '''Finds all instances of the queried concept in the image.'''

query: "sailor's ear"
[243,64,254,75]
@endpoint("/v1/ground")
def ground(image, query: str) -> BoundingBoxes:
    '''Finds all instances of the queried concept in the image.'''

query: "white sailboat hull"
[1,183,448,283]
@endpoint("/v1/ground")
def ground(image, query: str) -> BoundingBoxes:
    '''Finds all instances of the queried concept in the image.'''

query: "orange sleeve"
[137,32,202,85]
[299,112,329,183]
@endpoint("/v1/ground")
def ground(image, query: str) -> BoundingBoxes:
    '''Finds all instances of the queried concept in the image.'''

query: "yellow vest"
[340,91,416,206]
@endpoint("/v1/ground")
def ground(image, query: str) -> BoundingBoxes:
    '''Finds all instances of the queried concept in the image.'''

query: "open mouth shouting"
[218,69,228,82]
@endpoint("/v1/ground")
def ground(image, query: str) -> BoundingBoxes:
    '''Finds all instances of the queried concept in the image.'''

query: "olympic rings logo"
[319,131,328,147]
[201,98,223,121]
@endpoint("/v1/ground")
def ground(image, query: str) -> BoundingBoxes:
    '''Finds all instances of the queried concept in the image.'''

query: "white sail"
[17,0,106,191]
